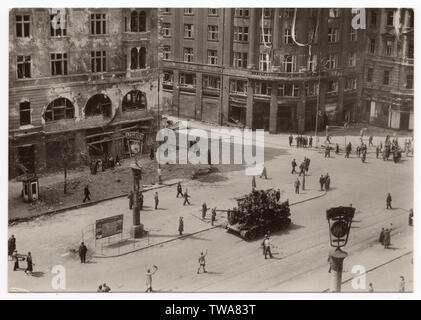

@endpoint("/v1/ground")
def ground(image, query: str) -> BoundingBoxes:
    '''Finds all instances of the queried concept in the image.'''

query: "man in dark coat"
[178,217,184,236]
[325,174,331,191]
[211,208,217,226]
[288,134,293,147]
[298,162,305,177]
[386,193,392,209]
[154,192,159,210]
[128,191,134,210]
[183,189,191,205]
[291,159,297,174]
[294,178,301,194]
[8,235,16,257]
[79,242,88,263]
[309,136,313,148]
[345,142,352,158]
[176,182,183,198]
[83,185,91,202]
[379,228,385,244]
[305,157,311,172]
[202,202,208,219]
[319,175,325,191]
[24,252,33,276]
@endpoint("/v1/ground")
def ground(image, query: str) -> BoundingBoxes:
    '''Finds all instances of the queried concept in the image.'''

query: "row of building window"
[161,8,341,19]
[366,67,413,89]
[162,47,356,72]
[16,48,147,79]
[164,23,355,44]
[16,11,148,38]
[163,70,357,96]
[367,38,413,58]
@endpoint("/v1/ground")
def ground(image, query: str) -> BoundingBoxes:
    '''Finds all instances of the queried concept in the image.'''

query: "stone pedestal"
[130,223,145,238]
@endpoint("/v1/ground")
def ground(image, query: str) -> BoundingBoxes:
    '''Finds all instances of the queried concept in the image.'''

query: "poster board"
[95,214,124,240]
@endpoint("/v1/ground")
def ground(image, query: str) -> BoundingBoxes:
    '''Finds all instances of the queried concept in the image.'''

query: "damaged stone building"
[9,8,159,178]
[160,8,365,133]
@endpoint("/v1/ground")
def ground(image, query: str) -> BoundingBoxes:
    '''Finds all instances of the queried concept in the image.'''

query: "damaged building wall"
[9,8,159,178]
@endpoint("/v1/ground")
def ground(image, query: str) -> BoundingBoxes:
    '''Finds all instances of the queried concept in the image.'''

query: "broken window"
[91,51,107,73]
[50,53,68,76]
[50,14,67,37]
[17,55,31,79]
[122,90,147,111]
[19,101,31,126]
[16,15,30,38]
[130,47,147,69]
[230,79,247,95]
[90,13,106,35]
[44,97,75,122]
[85,94,112,117]
[180,73,196,87]
[130,11,147,32]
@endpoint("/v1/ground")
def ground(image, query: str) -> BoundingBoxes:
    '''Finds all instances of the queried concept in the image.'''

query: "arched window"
[122,90,147,111]
[130,10,147,32]
[44,97,75,122]
[130,11,138,32]
[139,11,146,32]
[139,47,146,69]
[85,94,112,117]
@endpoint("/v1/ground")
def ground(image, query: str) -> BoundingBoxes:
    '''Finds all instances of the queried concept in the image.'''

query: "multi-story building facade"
[160,8,365,133]
[9,8,159,178]
[361,8,414,130]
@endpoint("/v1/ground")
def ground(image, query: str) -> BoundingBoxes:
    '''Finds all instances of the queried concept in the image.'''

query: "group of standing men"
[289,134,313,148]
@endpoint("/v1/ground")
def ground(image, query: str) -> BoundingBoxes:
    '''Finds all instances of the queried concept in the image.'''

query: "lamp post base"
[130,224,145,238]
[329,249,348,292]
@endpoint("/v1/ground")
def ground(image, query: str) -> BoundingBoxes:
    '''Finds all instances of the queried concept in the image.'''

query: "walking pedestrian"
[369,135,374,147]
[83,185,91,202]
[145,265,158,292]
[8,235,16,258]
[262,235,273,259]
[386,193,392,209]
[309,136,313,148]
[178,217,184,236]
[399,276,405,292]
[305,157,311,172]
[379,228,385,245]
[288,134,293,147]
[345,142,352,158]
[24,252,34,276]
[154,192,159,210]
[294,178,301,194]
[128,191,134,210]
[79,242,87,264]
[260,166,268,179]
[211,207,217,226]
[183,189,191,205]
[197,251,208,274]
[319,175,325,191]
[298,162,305,177]
[376,145,380,159]
[12,251,22,271]
[291,159,297,174]
[202,202,208,219]
[176,182,183,198]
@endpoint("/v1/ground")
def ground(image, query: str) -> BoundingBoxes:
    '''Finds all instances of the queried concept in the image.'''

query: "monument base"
[130,224,145,238]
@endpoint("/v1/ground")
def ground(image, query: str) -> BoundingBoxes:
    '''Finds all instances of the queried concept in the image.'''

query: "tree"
[58,135,75,194]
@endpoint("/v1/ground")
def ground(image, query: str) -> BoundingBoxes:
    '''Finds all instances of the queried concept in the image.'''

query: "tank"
[226,189,292,240]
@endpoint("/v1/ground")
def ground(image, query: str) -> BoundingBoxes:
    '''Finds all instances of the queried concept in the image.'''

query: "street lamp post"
[326,206,355,292]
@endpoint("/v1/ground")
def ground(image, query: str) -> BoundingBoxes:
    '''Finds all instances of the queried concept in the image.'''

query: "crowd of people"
[90,154,121,175]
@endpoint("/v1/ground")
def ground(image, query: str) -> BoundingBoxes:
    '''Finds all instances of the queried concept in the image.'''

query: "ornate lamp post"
[326,206,355,292]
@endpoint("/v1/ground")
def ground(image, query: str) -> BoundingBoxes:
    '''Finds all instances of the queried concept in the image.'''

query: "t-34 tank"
[226,189,291,240]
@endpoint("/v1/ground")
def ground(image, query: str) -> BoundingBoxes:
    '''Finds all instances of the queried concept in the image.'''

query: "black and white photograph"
[4,1,416,297]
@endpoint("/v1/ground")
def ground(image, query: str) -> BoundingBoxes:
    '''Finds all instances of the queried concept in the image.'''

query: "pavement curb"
[8,181,181,225]
[92,189,327,258]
